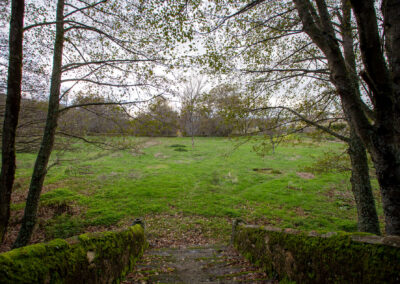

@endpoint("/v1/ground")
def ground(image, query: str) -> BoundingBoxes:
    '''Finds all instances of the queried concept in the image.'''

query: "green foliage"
[133,98,179,137]
[304,151,350,174]
[252,140,275,157]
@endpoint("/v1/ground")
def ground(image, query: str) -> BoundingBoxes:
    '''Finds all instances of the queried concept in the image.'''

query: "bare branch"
[62,59,157,72]
[24,20,75,31]
[58,95,161,113]
[64,0,107,18]
[250,105,350,142]
[56,131,111,148]
[240,68,329,74]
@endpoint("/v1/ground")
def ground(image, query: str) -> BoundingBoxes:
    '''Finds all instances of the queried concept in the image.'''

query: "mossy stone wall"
[233,224,400,283]
[0,224,146,283]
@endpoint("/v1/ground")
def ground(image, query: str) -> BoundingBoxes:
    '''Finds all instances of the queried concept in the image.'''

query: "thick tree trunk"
[0,0,25,242]
[348,128,380,235]
[371,146,400,235]
[339,1,380,235]
[294,0,400,235]
[13,0,64,248]
[348,0,400,235]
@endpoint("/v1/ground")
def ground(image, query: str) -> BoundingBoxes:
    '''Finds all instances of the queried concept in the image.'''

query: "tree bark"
[13,0,64,248]
[340,0,380,235]
[373,157,400,235]
[382,0,400,105]
[0,0,25,242]
[294,0,400,235]
[348,128,380,234]
[350,0,400,236]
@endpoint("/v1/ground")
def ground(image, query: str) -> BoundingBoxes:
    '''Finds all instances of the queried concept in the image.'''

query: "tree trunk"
[190,114,195,147]
[371,146,400,235]
[348,0,400,236]
[294,0,400,235]
[348,128,380,235]
[270,137,275,154]
[0,0,25,242]
[338,2,380,234]
[13,0,64,248]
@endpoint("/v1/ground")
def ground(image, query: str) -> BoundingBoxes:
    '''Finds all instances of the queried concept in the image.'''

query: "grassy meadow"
[11,136,383,245]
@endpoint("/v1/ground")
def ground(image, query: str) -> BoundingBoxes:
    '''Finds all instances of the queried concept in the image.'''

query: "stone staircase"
[123,245,274,283]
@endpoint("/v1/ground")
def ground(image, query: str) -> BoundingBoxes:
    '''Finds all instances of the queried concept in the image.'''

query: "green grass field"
[12,137,383,244]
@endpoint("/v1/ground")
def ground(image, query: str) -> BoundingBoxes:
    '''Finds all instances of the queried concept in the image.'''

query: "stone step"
[123,245,274,283]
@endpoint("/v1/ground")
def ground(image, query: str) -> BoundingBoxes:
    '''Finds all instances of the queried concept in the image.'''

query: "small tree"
[180,76,207,147]
[256,109,290,154]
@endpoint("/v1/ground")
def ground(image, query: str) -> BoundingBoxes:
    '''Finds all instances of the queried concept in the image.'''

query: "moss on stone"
[0,224,146,284]
[233,225,400,283]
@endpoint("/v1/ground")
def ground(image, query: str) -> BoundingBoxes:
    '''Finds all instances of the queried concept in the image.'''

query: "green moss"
[131,224,144,235]
[77,233,91,242]
[234,225,400,283]
[10,202,25,211]
[0,224,146,283]
[46,215,84,239]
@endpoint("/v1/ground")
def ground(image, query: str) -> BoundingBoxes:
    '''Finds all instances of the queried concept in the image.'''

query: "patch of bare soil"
[0,201,81,252]
[0,181,86,252]
[294,207,308,217]
[296,172,315,179]
[173,160,190,164]
[146,164,168,170]
[142,139,161,148]
[323,187,355,206]
[124,245,274,283]
[287,155,302,161]
[153,152,169,159]
[11,181,67,204]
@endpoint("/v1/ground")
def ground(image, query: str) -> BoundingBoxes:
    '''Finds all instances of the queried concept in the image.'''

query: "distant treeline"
[0,88,260,152]
[0,91,345,153]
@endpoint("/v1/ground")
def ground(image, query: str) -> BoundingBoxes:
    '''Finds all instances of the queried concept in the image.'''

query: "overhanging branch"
[250,105,350,142]
[58,95,161,113]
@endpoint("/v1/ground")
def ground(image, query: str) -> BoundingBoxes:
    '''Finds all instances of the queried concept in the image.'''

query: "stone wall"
[232,223,400,283]
[0,224,146,283]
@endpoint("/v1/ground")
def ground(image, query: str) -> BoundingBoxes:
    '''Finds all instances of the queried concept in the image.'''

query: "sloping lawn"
[11,137,382,244]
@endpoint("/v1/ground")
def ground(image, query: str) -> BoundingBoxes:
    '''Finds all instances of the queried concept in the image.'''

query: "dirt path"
[123,245,274,283]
